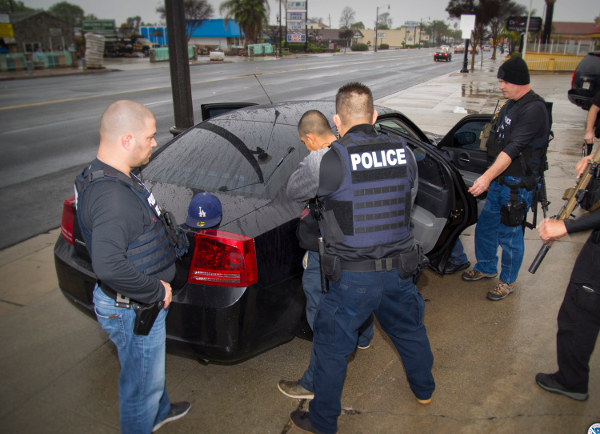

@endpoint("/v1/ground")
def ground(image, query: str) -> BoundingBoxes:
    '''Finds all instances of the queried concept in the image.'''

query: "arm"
[286,148,328,202]
[468,152,512,197]
[584,104,600,145]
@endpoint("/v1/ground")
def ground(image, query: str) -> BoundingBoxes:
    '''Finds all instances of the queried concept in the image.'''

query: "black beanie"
[497,56,530,85]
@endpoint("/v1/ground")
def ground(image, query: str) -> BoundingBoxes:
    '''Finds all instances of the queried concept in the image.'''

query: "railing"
[526,41,595,56]
[523,53,584,71]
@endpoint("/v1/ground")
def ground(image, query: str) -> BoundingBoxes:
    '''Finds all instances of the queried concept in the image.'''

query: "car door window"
[450,121,488,150]
[375,119,420,140]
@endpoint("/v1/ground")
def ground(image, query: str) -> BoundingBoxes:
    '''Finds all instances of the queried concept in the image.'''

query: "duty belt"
[340,257,401,272]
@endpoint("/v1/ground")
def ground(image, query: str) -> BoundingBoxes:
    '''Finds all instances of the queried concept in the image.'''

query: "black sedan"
[434,48,452,62]
[54,101,491,364]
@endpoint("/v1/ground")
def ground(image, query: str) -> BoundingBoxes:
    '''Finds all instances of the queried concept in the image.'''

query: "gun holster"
[132,301,164,336]
[399,244,429,284]
[501,201,527,227]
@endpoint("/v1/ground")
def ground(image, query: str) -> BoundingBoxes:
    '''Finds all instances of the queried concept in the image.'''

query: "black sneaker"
[290,410,337,434]
[152,401,191,432]
[535,373,588,401]
[444,261,470,275]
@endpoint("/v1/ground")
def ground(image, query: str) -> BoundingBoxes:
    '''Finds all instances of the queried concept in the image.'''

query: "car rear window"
[577,53,600,74]
[142,120,306,197]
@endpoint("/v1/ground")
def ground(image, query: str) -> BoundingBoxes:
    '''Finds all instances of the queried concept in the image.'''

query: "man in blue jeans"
[462,56,550,301]
[77,101,190,433]
[285,84,434,434]
[281,110,374,400]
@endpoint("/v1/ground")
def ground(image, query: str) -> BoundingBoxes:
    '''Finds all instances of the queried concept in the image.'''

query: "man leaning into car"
[285,83,435,434]
[74,100,190,434]
[462,56,551,301]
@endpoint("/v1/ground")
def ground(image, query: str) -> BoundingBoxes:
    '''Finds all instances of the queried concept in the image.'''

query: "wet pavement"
[0,56,598,433]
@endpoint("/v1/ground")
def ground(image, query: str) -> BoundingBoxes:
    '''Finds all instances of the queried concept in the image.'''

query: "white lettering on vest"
[386,149,397,165]
[351,154,361,171]
[381,151,387,166]
[372,151,383,168]
[396,149,406,165]
[147,193,156,206]
[362,152,373,169]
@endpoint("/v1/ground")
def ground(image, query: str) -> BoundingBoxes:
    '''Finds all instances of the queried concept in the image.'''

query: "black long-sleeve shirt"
[565,208,600,234]
[79,159,175,304]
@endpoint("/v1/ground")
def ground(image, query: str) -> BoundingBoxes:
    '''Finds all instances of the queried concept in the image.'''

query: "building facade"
[2,11,74,54]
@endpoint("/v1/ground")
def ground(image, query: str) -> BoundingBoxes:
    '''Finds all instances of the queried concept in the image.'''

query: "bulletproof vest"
[75,166,177,276]
[324,130,412,248]
[486,92,550,178]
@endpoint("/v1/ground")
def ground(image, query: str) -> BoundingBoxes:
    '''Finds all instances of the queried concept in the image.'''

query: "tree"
[375,12,392,29]
[83,13,98,21]
[338,28,354,53]
[351,21,365,30]
[157,0,214,41]
[126,16,141,34]
[488,0,525,59]
[339,6,355,29]
[0,0,34,12]
[309,16,323,25]
[48,1,84,27]
[219,0,269,47]
[430,19,450,45]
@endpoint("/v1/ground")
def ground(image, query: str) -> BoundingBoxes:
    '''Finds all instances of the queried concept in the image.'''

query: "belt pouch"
[132,301,163,336]
[321,253,342,282]
[500,202,527,227]
[398,247,419,279]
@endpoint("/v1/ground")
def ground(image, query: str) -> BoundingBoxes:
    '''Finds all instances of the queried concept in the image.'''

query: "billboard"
[287,0,306,44]
[287,1,306,10]
[287,11,306,20]
[506,16,542,32]
[288,20,305,31]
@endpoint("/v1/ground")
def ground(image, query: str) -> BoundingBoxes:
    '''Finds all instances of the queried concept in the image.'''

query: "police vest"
[75,166,177,276]
[324,130,412,248]
[486,92,550,180]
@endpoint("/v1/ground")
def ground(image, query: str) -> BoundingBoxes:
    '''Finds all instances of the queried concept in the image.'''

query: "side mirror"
[455,131,477,146]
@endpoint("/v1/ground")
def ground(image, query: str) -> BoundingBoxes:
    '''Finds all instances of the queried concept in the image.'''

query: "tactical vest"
[75,166,177,276]
[324,130,412,248]
[486,92,550,181]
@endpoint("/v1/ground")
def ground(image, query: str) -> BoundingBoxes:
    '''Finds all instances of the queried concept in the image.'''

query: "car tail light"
[571,72,575,89]
[61,196,76,245]
[188,230,258,287]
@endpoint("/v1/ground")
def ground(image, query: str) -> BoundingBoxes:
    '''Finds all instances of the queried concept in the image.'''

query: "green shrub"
[510,52,522,58]
[286,43,307,52]
[379,43,389,50]
[351,43,369,51]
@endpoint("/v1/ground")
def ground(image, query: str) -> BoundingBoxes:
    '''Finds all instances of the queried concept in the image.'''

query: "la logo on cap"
[198,207,207,217]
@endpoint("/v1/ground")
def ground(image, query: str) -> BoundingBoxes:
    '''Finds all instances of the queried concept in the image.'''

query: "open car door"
[375,114,478,274]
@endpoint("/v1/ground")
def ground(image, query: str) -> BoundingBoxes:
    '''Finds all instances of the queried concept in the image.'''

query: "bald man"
[75,100,190,434]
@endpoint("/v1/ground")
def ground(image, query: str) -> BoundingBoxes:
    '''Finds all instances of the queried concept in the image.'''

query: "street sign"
[287,11,306,20]
[82,20,116,32]
[287,1,306,11]
[288,20,305,31]
[460,14,476,38]
[0,23,14,38]
[287,33,306,42]
[0,14,10,23]
[404,21,419,27]
[506,16,542,32]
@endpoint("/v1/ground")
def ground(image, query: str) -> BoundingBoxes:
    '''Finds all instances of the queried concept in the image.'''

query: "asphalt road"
[0,48,488,249]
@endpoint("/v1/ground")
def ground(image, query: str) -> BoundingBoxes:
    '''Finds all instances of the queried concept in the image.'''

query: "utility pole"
[278,0,282,57]
[374,4,390,53]
[166,0,194,136]
[304,0,308,52]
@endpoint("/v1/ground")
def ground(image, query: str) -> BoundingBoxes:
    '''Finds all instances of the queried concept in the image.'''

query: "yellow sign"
[0,23,14,38]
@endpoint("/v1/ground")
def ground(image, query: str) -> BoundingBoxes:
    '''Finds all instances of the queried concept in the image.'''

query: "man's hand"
[584,131,595,145]
[576,155,593,178]
[537,218,567,243]
[468,174,491,197]
[161,280,172,308]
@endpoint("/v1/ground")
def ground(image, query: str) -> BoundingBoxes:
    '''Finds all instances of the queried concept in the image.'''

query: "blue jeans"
[308,270,435,434]
[299,251,374,393]
[93,286,171,434]
[473,177,534,284]
[449,238,468,265]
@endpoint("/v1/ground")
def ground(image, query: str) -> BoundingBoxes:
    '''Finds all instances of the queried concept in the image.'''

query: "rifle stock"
[529,145,600,274]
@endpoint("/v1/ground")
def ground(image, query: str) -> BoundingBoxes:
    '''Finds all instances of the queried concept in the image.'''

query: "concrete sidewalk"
[0,57,598,433]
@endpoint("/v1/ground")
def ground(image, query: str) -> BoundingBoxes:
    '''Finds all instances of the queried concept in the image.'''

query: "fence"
[524,53,584,71]
[150,46,196,62]
[526,41,596,56]
[0,51,73,71]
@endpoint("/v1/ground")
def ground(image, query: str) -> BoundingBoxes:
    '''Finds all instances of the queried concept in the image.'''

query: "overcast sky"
[24,0,600,29]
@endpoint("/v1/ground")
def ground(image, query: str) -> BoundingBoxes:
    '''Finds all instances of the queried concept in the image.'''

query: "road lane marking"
[0,53,435,111]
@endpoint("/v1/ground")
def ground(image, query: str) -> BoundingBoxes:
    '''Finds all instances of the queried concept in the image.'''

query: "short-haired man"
[286,84,435,434]
[462,56,551,301]
[76,100,190,433]
[280,110,374,401]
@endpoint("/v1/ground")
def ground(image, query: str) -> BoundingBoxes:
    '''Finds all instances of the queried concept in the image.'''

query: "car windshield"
[142,119,306,197]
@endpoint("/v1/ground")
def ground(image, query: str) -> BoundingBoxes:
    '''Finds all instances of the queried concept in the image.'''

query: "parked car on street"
[454,45,465,53]
[568,51,600,110]
[482,45,491,52]
[54,101,491,364]
[468,46,479,53]
[434,47,452,62]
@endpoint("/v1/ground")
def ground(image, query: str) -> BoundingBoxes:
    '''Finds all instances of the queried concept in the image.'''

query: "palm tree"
[220,0,270,47]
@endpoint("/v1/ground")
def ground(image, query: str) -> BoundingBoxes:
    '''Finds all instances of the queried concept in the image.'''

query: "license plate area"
[582,82,590,90]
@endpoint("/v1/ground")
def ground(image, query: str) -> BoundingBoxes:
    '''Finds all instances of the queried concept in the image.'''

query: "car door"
[374,114,478,274]
[436,114,492,189]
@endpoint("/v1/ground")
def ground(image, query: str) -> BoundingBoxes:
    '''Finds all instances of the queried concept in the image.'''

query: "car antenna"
[254,74,279,115]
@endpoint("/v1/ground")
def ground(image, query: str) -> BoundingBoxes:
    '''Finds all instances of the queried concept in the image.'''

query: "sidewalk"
[0,57,598,434]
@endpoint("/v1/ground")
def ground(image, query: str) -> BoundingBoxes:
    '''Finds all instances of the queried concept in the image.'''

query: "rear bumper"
[54,235,305,363]
[567,89,592,110]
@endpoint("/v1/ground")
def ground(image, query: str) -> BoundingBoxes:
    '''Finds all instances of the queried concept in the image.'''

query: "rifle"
[529,145,600,273]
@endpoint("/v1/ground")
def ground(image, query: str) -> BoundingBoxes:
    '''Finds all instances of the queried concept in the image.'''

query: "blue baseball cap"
[186,193,222,229]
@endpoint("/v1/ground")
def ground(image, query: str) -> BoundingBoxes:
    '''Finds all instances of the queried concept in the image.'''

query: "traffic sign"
[82,20,116,32]
[0,23,14,38]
